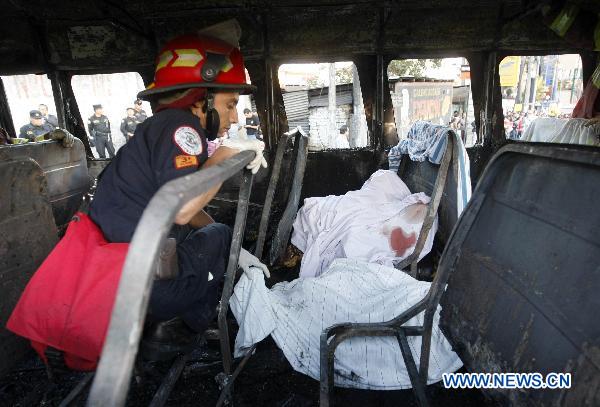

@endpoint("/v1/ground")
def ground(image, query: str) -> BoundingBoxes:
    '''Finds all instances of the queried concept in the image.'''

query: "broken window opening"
[387,58,476,148]
[71,72,151,158]
[499,54,585,143]
[278,62,369,151]
[1,74,58,141]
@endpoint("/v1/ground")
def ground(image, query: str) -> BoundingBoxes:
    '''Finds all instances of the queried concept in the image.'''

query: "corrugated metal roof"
[309,90,353,107]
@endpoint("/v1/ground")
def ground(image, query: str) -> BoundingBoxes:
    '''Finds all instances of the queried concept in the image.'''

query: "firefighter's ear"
[204,93,220,141]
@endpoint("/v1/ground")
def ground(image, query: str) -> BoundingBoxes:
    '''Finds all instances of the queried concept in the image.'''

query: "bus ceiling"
[0,1,599,75]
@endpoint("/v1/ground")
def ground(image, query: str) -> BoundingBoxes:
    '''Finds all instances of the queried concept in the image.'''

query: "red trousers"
[6,213,128,370]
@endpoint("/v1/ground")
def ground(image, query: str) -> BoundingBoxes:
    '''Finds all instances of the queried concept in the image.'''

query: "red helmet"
[138,34,255,100]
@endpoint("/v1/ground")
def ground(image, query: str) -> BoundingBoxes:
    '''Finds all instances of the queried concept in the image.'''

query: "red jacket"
[6,213,128,370]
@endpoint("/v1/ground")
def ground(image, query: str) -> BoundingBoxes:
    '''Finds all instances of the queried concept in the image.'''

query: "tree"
[387,59,442,78]
[335,65,353,84]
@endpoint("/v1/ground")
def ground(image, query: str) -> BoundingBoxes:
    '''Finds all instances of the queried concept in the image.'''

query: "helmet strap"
[203,92,220,141]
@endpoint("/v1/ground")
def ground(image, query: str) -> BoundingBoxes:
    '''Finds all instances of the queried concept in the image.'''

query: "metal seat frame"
[216,127,308,406]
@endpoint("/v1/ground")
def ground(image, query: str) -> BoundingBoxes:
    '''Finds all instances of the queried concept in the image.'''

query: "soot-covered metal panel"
[383,6,499,53]
[46,24,155,70]
[0,158,58,378]
[0,18,45,74]
[269,6,379,58]
[440,145,600,406]
[0,140,90,229]
[301,149,384,198]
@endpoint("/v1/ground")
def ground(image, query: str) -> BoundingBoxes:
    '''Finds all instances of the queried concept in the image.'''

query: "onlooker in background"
[19,110,54,141]
[335,125,350,148]
[133,99,148,124]
[120,108,138,142]
[88,104,115,158]
[243,108,260,140]
[459,112,466,143]
[39,104,58,128]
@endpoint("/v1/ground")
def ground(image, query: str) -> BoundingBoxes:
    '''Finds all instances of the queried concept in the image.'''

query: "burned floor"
[0,333,492,407]
[0,264,492,407]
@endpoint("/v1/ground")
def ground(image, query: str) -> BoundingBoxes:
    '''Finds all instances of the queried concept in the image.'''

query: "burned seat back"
[0,157,58,377]
[397,142,459,246]
[0,139,89,229]
[439,143,600,405]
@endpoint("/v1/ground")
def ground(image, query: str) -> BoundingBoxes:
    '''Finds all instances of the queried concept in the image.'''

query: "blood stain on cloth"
[389,227,416,257]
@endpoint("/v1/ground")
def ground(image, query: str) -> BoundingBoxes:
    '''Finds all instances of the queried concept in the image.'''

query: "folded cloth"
[291,170,437,278]
[230,259,463,390]
[388,121,472,217]
[521,117,600,146]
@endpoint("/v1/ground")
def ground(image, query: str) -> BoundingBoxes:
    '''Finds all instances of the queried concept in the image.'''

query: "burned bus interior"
[0,0,599,406]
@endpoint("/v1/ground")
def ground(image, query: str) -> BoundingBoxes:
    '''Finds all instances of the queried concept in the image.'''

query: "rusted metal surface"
[439,144,600,406]
[0,157,58,378]
[0,140,90,229]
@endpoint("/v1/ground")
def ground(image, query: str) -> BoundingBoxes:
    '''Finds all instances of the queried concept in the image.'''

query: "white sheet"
[231,259,463,390]
[292,170,437,278]
[521,117,600,146]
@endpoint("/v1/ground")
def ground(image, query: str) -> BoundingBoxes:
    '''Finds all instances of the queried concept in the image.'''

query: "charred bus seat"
[393,132,460,277]
[0,157,58,377]
[0,140,90,230]
[439,143,600,406]
[320,143,599,406]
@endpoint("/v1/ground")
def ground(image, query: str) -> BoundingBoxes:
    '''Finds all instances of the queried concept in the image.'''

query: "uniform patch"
[173,126,203,155]
[174,154,199,169]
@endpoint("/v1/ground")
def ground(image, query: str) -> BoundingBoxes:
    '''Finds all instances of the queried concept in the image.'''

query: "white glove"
[221,138,268,174]
[238,248,270,278]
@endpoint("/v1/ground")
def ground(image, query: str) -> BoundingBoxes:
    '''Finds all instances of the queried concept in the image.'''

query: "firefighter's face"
[192,92,239,137]
[213,92,240,136]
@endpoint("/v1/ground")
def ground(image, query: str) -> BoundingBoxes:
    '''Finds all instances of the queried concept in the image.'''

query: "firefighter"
[7,28,270,369]
[19,110,54,141]
[87,104,115,158]
[120,107,138,142]
[92,31,270,355]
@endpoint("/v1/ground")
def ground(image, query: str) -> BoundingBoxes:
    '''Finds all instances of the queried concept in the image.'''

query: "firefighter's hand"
[238,248,270,279]
[220,139,268,174]
[48,128,75,148]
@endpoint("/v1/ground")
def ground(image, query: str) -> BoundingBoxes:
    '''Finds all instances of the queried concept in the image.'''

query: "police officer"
[120,108,137,142]
[19,110,54,141]
[39,104,58,129]
[88,104,115,158]
[133,99,148,124]
[89,31,268,356]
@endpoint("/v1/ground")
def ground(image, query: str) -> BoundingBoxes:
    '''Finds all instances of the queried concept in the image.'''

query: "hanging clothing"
[388,121,471,217]
[291,170,437,278]
[230,259,463,390]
